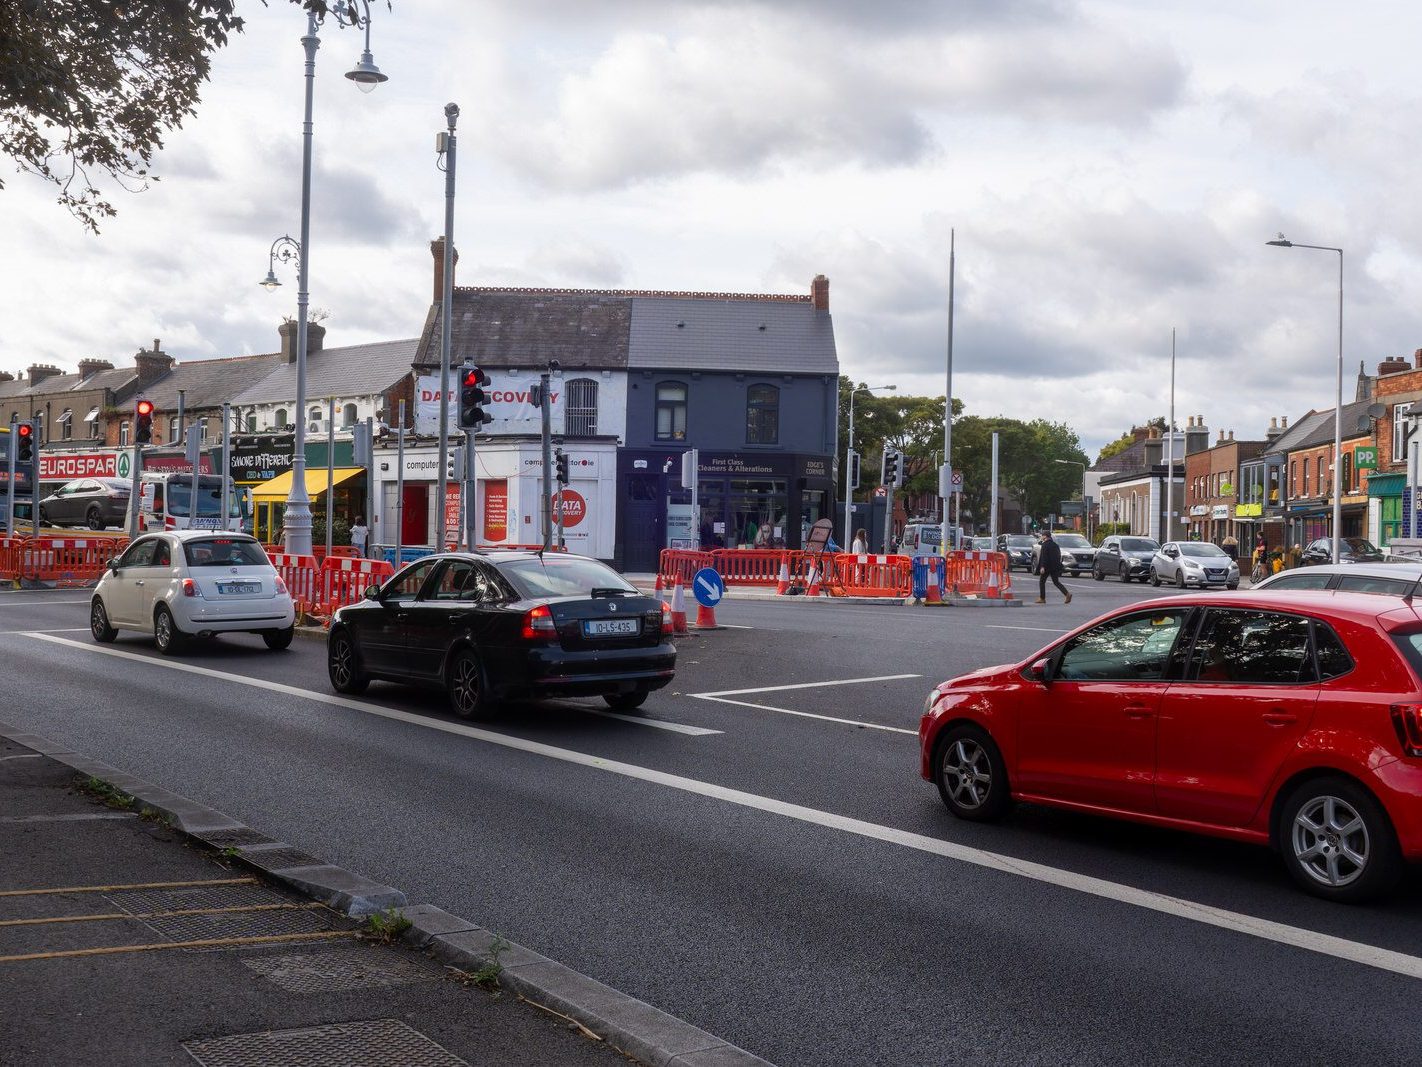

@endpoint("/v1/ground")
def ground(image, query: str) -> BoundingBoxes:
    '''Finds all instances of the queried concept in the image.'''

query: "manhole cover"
[183,1018,468,1066]
[241,945,435,993]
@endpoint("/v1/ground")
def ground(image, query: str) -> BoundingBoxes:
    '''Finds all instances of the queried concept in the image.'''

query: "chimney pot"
[431,237,459,304]
[1281,415,1288,428]
[133,340,175,384]
[26,363,63,386]
[811,274,830,311]
[278,321,327,365]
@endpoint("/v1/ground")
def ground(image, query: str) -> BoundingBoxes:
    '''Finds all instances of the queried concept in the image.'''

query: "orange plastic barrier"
[710,548,799,586]
[315,556,395,621]
[830,553,913,597]
[0,537,25,582]
[18,536,127,587]
[269,552,322,615]
[313,545,361,562]
[945,550,1014,599]
[658,549,716,587]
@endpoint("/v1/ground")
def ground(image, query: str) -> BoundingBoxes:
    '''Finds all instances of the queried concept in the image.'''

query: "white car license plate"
[221,582,260,595]
[585,618,638,637]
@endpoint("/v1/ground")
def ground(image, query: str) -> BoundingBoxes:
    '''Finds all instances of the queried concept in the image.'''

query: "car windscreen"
[183,538,269,567]
[167,479,241,517]
[1179,543,1228,557]
[1005,536,1034,547]
[1055,535,1090,548]
[496,556,638,599]
[1120,539,1158,552]
[1343,538,1380,554]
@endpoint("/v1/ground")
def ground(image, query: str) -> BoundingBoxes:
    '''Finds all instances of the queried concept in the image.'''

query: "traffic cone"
[695,601,723,630]
[986,566,1001,599]
[806,562,822,597]
[654,572,665,604]
[925,556,944,604]
[775,560,790,596]
[670,578,689,634]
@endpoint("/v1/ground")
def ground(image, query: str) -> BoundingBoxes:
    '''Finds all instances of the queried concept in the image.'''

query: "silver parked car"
[1151,541,1240,589]
[1255,561,1422,595]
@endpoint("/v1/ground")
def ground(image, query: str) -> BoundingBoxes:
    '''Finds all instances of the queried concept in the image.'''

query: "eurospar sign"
[40,451,121,480]
[415,374,563,435]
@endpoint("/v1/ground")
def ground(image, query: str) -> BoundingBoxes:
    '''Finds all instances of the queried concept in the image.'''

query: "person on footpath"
[349,515,369,559]
[851,528,868,554]
[1036,530,1072,605]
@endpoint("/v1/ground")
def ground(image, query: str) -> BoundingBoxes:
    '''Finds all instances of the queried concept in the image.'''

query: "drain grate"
[240,945,435,993]
[183,1018,469,1066]
[104,884,348,947]
[107,884,288,915]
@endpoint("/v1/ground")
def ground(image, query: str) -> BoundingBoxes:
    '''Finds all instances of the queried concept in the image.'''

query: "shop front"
[615,449,836,572]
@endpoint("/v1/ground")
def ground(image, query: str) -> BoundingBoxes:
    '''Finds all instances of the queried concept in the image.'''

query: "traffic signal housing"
[135,399,154,444]
[15,422,33,464]
[458,365,491,429]
[882,448,902,488]
[554,449,569,484]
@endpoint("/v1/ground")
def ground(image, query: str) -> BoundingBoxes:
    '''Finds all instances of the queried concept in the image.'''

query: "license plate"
[221,582,260,595]
[585,619,638,637]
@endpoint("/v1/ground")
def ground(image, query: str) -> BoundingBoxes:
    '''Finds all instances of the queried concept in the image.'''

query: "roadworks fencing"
[657,548,1013,600]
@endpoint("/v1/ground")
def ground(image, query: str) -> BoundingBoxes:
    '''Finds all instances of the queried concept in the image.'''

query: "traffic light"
[15,422,33,464]
[882,449,901,488]
[847,449,861,490]
[134,399,154,444]
[458,365,491,429]
[554,449,569,484]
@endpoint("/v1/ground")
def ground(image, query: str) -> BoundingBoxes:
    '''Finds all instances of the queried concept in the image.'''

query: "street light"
[1268,233,1343,564]
[260,1,387,556]
[844,383,896,548]
[1054,458,1089,541]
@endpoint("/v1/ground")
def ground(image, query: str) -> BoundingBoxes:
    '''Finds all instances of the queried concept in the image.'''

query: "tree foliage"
[0,0,383,232]
[1094,416,1166,465]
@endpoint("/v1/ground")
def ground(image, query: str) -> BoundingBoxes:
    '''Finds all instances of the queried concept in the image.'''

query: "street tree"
[1,0,385,233]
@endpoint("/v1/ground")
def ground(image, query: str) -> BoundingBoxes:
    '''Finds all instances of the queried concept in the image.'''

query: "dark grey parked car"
[1093,535,1161,583]
[1300,537,1384,566]
[38,478,130,530]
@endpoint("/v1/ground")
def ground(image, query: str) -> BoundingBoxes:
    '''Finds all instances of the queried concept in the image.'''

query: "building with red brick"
[1183,422,1266,545]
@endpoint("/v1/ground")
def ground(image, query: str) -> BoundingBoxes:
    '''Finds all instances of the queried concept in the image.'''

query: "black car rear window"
[497,557,636,598]
[183,538,268,567]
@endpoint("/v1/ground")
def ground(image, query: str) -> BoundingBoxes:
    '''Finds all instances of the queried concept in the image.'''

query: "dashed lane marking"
[25,632,1422,982]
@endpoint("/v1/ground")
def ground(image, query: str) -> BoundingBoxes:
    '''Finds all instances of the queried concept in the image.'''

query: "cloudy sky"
[4,0,1421,455]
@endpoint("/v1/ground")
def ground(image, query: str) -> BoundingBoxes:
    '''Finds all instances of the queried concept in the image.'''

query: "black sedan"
[1300,536,1385,566]
[39,477,131,530]
[327,551,676,718]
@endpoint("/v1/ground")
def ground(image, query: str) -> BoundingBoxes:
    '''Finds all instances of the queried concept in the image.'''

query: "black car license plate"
[585,619,638,637]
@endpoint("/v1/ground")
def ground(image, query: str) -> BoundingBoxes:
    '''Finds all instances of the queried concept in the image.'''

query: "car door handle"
[134,580,144,586]
[1263,711,1297,726]
[1124,705,1154,720]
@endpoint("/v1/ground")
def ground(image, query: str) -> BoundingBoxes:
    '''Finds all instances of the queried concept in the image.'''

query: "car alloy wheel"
[1278,777,1401,902]
[934,725,1010,822]
[87,507,104,531]
[1292,795,1370,889]
[1150,568,1161,587]
[1175,570,1186,589]
[90,598,116,643]
[153,605,184,656]
[1093,568,1104,582]
[327,630,368,694]
[447,650,484,719]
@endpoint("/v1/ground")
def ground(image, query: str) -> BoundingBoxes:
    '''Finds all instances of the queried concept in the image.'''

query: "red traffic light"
[135,400,154,416]
[16,424,31,439]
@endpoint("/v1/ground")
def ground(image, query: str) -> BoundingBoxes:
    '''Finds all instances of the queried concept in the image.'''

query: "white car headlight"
[1184,559,1201,569]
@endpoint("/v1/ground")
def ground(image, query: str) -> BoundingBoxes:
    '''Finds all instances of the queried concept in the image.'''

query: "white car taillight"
[274,576,288,596]
[181,578,197,598]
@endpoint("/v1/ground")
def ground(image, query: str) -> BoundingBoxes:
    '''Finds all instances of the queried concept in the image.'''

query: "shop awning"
[251,466,363,502]
[1368,472,1405,498]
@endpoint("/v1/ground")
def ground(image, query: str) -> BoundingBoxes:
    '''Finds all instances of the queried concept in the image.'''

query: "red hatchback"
[919,591,1422,901]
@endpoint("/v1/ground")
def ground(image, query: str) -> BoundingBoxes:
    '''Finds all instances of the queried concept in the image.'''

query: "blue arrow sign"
[692,567,724,608]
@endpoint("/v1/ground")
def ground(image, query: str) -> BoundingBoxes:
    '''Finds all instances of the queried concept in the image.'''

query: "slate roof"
[627,296,837,374]
[135,352,286,411]
[1283,400,1375,449]
[1093,431,1186,474]
[1261,410,1332,457]
[229,338,419,405]
[0,366,136,403]
[414,289,633,371]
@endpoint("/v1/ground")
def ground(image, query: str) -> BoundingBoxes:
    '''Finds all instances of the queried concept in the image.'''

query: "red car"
[919,591,1422,901]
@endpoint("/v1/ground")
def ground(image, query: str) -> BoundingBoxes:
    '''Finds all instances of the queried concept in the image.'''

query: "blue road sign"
[692,567,724,608]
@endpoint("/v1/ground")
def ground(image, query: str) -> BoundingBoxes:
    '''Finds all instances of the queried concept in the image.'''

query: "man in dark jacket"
[1036,531,1072,605]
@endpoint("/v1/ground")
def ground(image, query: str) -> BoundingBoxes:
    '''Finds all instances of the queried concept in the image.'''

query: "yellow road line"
[0,929,355,963]
[0,877,258,898]
[0,902,325,927]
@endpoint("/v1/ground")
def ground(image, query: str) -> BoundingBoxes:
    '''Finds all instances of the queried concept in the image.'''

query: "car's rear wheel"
[603,690,648,711]
[1150,568,1161,587]
[1093,568,1104,582]
[153,605,185,656]
[934,724,1011,822]
[1277,777,1401,902]
[446,649,487,719]
[263,627,294,651]
[90,598,116,643]
[86,506,104,531]
[327,629,368,694]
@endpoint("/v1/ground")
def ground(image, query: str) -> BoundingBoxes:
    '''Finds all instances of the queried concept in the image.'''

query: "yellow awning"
[252,466,364,502]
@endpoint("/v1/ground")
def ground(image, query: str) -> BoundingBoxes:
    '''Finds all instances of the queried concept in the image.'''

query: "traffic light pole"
[127,443,144,539]
[221,403,232,533]
[540,371,553,551]
[435,103,459,551]
[30,423,39,537]
[462,428,477,552]
[5,416,15,536]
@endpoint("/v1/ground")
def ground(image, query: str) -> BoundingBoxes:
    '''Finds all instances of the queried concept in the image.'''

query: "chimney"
[1217,429,1225,444]
[77,358,114,381]
[431,237,459,304]
[811,274,830,311]
[27,363,62,386]
[1228,430,1235,441]
[0,371,13,383]
[1379,356,1409,376]
[1414,348,1422,370]
[1281,415,1288,429]
[133,339,174,384]
[278,321,327,365]
[1144,436,1163,468]
[1185,417,1210,455]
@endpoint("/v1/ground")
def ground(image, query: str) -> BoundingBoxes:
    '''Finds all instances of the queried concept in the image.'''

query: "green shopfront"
[1369,472,1405,545]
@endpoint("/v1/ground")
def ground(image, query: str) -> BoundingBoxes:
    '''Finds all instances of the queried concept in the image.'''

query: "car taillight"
[1391,704,1422,757]
[661,602,673,636]
[274,576,288,595]
[521,604,557,642]
[181,578,197,598]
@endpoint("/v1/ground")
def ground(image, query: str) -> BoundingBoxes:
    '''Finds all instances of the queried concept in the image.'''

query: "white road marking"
[587,710,721,735]
[694,673,921,697]
[986,625,1068,633]
[0,628,92,635]
[0,600,92,607]
[23,632,1422,982]
[693,694,917,735]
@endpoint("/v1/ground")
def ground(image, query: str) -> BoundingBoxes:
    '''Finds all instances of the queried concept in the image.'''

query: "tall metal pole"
[177,389,186,447]
[126,435,143,539]
[540,372,553,550]
[942,228,955,548]
[843,388,855,547]
[5,416,15,536]
[221,403,232,532]
[188,426,200,533]
[1167,327,1176,542]
[1333,250,1343,563]
[395,399,405,564]
[29,420,39,539]
[989,432,999,545]
[325,396,335,558]
[435,103,459,550]
[463,427,477,552]
[283,12,320,557]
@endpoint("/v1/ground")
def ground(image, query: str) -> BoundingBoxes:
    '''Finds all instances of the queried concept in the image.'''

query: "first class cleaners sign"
[415,374,564,435]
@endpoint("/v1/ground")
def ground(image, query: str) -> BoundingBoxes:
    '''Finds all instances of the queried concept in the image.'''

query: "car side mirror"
[1027,657,1052,685]
[363,585,382,602]
[108,561,120,573]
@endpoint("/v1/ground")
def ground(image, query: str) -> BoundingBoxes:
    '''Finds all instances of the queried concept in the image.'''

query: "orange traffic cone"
[775,560,790,596]
[925,556,943,604]
[654,572,665,604]
[806,563,822,597]
[986,566,1001,599]
[695,602,722,629]
[670,577,689,634]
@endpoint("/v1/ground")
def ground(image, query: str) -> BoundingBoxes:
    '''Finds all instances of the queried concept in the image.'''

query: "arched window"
[655,382,687,441]
[746,384,779,445]
[309,406,321,423]
[565,379,598,437]
[342,403,358,428]
[273,408,288,429]
[168,416,179,444]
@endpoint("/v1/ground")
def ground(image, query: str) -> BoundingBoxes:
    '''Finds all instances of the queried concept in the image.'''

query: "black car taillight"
[1391,704,1422,757]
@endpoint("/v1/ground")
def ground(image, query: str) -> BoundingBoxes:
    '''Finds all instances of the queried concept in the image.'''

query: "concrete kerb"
[0,720,775,1067]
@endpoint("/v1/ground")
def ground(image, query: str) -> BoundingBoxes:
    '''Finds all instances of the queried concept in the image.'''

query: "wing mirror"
[1165,547,1179,558]
[1027,657,1053,685]
[363,585,382,602]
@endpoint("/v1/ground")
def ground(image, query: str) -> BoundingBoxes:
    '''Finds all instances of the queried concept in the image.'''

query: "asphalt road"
[4,573,1422,1066]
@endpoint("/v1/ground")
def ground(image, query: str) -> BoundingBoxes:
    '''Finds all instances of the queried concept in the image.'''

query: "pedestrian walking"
[1036,530,1072,605]
[1221,534,1239,563]
[349,515,369,559]
[851,528,868,554]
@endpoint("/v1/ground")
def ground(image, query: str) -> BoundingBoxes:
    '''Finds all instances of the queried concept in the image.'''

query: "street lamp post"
[1054,458,1088,540]
[1268,234,1343,564]
[260,1,387,557]
[843,384,896,548]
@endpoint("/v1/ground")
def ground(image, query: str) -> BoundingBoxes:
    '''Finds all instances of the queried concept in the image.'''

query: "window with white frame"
[58,408,72,441]
[274,408,288,429]
[1394,403,1413,464]
[83,408,99,438]
[343,403,357,428]
[168,416,179,444]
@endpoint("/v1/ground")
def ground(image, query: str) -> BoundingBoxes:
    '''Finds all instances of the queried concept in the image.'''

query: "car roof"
[1255,562,1422,587]
[157,530,260,542]
[1114,589,1422,631]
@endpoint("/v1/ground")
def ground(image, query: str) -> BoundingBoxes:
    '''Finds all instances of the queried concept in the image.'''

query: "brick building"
[1183,423,1266,545]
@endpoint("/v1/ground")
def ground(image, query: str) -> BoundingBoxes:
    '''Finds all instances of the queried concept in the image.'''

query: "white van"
[897,523,959,557]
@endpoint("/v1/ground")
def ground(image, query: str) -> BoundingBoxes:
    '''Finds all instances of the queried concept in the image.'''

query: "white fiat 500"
[91,531,296,654]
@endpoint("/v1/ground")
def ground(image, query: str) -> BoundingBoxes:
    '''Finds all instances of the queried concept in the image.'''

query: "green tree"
[950,416,1088,530]
[1096,416,1166,465]
[1,0,384,232]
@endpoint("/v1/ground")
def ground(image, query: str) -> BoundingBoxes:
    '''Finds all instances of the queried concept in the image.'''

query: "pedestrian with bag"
[1036,530,1072,605]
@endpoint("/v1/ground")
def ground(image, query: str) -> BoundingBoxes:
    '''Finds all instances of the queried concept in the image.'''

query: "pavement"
[3,574,1420,1065]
